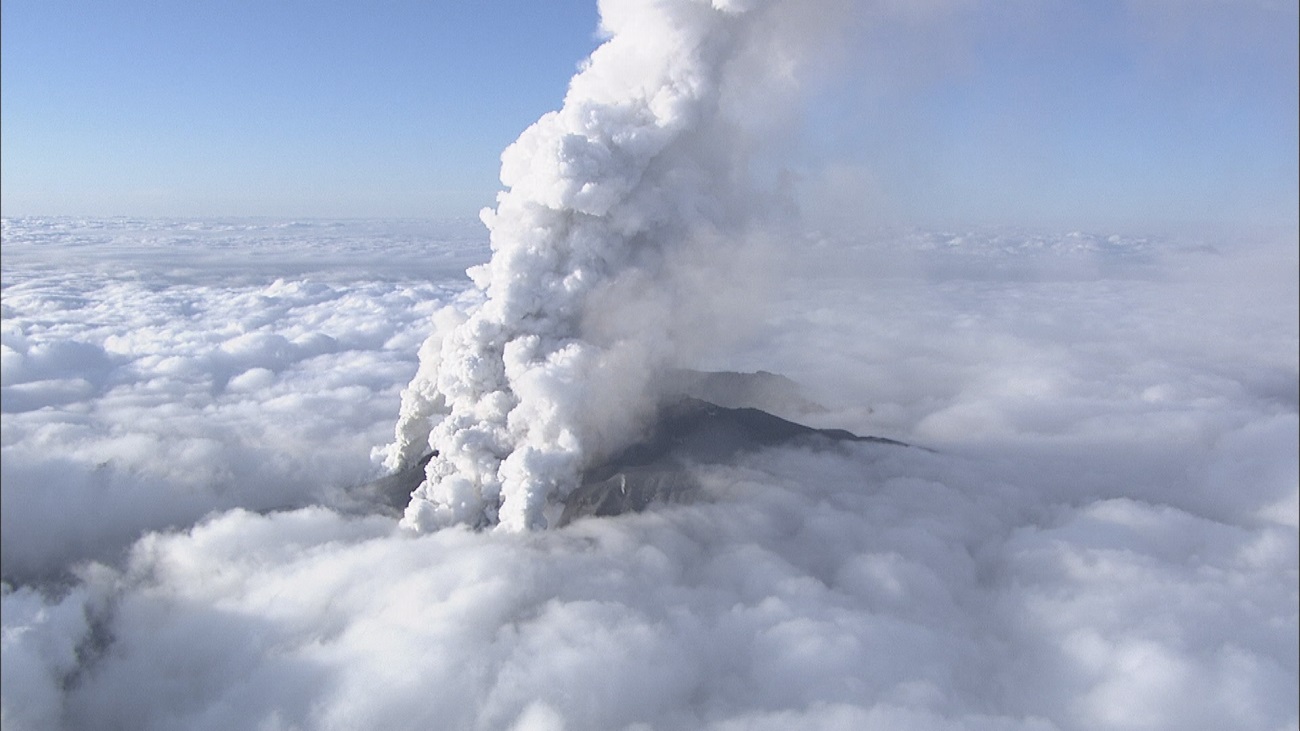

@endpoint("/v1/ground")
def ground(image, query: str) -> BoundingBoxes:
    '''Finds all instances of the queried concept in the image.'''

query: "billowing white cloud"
[1,0,1296,725]
[0,218,483,581]
[383,0,870,533]
[2,217,1295,730]
[2,441,1294,729]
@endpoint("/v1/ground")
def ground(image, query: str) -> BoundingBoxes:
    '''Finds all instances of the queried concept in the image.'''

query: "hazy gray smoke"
[382,0,824,531]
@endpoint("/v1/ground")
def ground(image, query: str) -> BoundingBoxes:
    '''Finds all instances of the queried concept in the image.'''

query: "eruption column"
[383,0,774,531]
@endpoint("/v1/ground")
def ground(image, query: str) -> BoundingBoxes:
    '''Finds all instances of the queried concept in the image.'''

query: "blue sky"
[2,0,1296,231]
[1,0,602,219]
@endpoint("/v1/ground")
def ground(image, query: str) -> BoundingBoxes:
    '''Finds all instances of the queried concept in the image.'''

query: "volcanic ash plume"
[381,0,803,532]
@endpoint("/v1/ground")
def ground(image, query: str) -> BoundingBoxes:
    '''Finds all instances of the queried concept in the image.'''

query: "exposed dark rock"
[557,398,907,526]
[588,397,903,477]
[657,369,827,419]
[354,374,911,526]
[559,465,701,527]
[352,452,434,518]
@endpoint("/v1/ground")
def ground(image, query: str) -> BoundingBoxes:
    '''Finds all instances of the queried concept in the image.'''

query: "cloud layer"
[2,216,1295,730]
[1,218,483,581]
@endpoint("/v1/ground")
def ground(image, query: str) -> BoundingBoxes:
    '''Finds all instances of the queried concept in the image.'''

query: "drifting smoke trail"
[382,0,805,531]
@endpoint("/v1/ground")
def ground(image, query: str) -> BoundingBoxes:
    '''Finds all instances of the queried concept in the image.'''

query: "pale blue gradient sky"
[2,0,1296,231]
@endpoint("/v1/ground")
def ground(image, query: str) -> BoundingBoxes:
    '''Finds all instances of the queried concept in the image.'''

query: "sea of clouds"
[2,215,1295,730]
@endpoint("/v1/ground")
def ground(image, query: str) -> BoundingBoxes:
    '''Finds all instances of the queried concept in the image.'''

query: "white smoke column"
[384,0,790,531]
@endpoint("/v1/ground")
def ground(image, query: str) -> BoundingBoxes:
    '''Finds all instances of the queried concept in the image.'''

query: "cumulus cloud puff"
[2,216,1295,730]
[383,0,860,532]
[0,218,482,582]
[2,0,1296,725]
